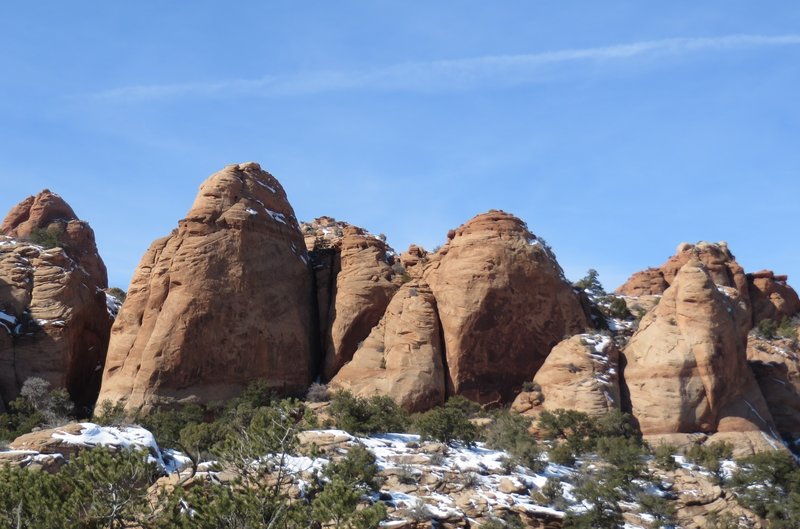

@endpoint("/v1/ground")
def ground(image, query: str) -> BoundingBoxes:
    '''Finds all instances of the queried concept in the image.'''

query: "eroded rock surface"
[97,163,317,413]
[330,280,445,412]
[302,217,397,380]
[623,258,779,450]
[512,334,620,418]
[0,191,111,409]
[423,211,588,404]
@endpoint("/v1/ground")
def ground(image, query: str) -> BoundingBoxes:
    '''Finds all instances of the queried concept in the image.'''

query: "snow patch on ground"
[52,423,166,467]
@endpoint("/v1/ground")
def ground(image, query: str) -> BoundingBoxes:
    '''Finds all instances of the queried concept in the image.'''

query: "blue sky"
[1,2,799,291]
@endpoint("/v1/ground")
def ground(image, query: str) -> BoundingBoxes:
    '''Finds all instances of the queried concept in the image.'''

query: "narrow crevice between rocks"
[431,295,451,403]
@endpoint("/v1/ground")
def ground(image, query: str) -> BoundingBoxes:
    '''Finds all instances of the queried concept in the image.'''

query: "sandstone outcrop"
[97,163,317,413]
[623,258,779,449]
[747,330,800,440]
[423,211,588,404]
[302,217,397,380]
[0,191,111,409]
[330,280,445,412]
[617,242,752,326]
[747,269,800,324]
[1,190,108,287]
[512,334,620,417]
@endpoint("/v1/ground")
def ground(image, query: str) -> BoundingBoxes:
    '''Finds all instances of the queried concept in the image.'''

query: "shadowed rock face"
[301,217,397,381]
[424,211,588,404]
[747,270,800,324]
[747,326,800,440]
[0,191,111,409]
[97,163,317,413]
[623,258,778,443]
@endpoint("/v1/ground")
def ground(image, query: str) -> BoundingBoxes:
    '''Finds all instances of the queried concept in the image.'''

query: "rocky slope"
[97,163,317,413]
[0,420,769,529]
[0,191,111,409]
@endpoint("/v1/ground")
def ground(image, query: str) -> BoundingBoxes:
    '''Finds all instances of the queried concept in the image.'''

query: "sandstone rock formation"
[617,242,752,324]
[332,210,588,408]
[512,334,620,417]
[617,242,800,328]
[0,191,111,409]
[747,328,800,440]
[330,280,445,412]
[748,269,800,324]
[302,217,397,380]
[1,190,108,287]
[424,211,588,404]
[97,163,317,413]
[623,258,779,448]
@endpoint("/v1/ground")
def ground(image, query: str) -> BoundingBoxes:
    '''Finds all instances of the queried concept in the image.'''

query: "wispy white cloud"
[96,34,800,101]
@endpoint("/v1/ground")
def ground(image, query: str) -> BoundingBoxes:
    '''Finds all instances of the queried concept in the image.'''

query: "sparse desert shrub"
[415,398,478,446]
[28,225,68,250]
[484,411,544,471]
[652,443,679,471]
[107,287,127,302]
[778,317,798,341]
[306,382,331,402]
[548,442,577,467]
[729,449,800,527]
[459,471,481,488]
[520,380,541,393]
[685,441,734,481]
[541,477,568,510]
[636,491,676,529]
[330,391,409,435]
[603,296,633,320]
[757,318,778,339]
[93,399,129,427]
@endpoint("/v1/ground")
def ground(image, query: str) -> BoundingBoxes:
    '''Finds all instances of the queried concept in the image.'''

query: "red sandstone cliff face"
[301,218,397,381]
[331,210,589,407]
[96,163,317,413]
[0,191,111,408]
[329,280,446,412]
[423,211,588,404]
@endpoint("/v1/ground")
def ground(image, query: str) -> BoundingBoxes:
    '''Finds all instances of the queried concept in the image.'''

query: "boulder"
[330,280,446,412]
[512,333,620,417]
[0,190,111,409]
[424,210,587,404]
[623,258,779,451]
[96,163,317,413]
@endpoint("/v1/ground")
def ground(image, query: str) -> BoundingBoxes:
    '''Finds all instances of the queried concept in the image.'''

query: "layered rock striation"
[0,191,111,409]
